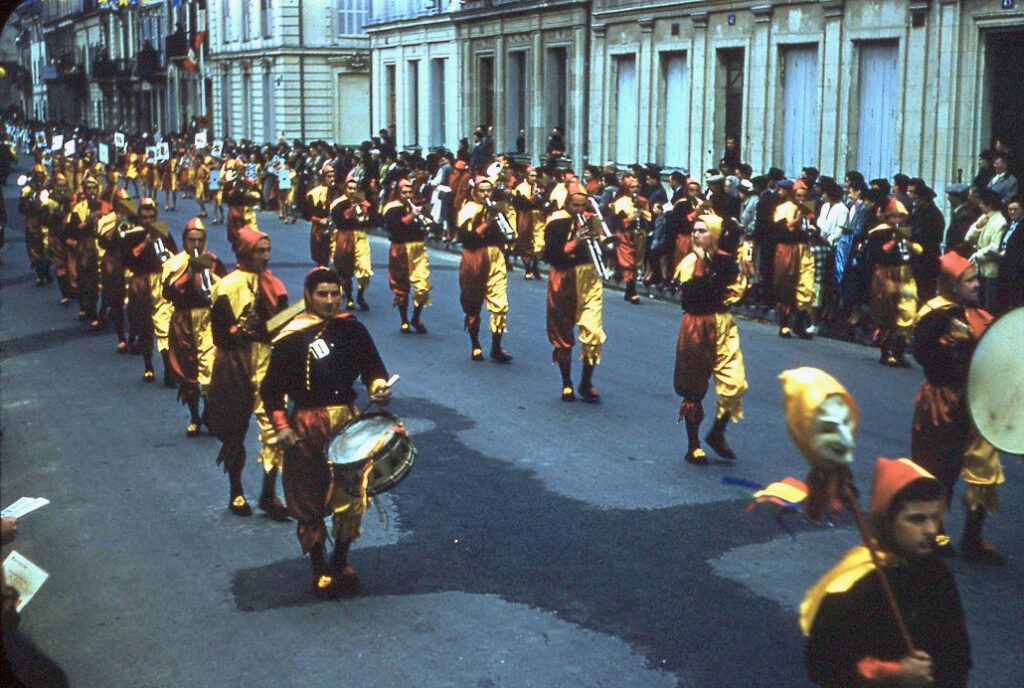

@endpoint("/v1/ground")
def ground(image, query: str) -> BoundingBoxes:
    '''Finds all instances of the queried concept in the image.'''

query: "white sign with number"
[208,169,220,191]
[51,134,63,152]
[156,142,170,162]
[63,139,75,156]
[194,130,208,148]
[145,146,157,164]
[114,132,126,149]
[98,142,110,165]
[211,139,223,157]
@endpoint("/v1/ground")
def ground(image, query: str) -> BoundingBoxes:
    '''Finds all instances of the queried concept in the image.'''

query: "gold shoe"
[400,322,411,333]
[471,347,484,361]
[186,422,201,437]
[143,369,155,382]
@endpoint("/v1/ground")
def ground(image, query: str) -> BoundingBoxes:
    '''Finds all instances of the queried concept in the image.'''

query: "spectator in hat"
[943,183,978,256]
[972,149,996,190]
[986,153,1019,204]
[907,180,944,300]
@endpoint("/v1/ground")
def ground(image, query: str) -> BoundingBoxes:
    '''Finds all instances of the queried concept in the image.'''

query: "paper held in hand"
[2,497,50,519]
[3,551,49,613]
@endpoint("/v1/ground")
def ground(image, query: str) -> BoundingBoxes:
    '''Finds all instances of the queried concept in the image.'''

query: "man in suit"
[995,196,1024,315]
[986,153,1019,204]
[942,184,978,257]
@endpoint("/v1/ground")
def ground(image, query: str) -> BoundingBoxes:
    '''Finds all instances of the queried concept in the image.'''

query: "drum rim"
[326,410,407,467]
[968,306,1024,454]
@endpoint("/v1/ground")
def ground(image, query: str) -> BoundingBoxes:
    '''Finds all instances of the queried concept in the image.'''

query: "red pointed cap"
[868,458,937,520]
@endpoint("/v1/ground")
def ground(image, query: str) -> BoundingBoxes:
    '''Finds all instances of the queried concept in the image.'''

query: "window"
[407,60,419,146]
[222,0,232,43]
[661,52,689,168]
[241,0,250,42]
[338,0,370,37]
[478,55,494,128]
[614,54,638,164]
[261,0,274,38]
[429,58,446,147]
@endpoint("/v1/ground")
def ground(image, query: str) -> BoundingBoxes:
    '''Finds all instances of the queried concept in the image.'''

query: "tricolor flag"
[182,31,206,73]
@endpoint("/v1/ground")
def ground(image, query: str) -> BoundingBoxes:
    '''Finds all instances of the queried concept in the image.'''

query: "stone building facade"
[590,0,1024,192]
[206,0,371,144]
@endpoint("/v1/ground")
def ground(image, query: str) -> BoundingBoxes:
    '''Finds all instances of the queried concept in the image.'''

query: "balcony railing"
[137,48,164,80]
[166,32,188,61]
[92,57,132,82]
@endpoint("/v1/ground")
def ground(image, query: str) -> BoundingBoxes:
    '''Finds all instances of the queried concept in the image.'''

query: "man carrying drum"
[260,267,393,599]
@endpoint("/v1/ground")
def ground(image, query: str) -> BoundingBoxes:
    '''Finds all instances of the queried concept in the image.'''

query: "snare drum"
[325,411,416,496]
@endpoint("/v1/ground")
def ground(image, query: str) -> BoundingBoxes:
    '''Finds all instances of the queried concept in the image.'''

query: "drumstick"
[360,374,400,415]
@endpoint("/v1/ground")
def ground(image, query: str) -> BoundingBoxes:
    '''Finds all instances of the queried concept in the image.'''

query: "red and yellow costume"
[772,196,815,336]
[17,165,52,284]
[120,199,177,378]
[68,181,116,324]
[162,219,228,433]
[512,176,546,278]
[206,227,288,514]
[330,193,374,305]
[610,191,651,302]
[222,162,261,249]
[305,179,334,267]
[543,209,606,401]
[864,199,920,365]
[97,183,131,350]
[673,216,747,464]
[457,197,511,359]
[911,253,1004,562]
[383,189,432,329]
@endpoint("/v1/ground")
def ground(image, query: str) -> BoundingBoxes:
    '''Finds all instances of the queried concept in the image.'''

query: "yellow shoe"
[471,347,484,361]
[400,322,411,333]
[186,422,201,437]
[561,386,576,402]
[143,369,155,382]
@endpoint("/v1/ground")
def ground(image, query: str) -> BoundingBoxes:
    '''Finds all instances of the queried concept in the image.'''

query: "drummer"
[260,267,393,598]
[911,252,1005,564]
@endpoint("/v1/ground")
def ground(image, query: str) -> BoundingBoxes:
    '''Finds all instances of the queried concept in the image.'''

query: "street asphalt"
[1,170,1021,688]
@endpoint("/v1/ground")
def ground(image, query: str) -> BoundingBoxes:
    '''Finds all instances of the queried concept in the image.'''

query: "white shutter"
[615,55,638,165]
[663,54,688,168]
[857,42,898,180]
[430,59,446,147]
[782,46,818,178]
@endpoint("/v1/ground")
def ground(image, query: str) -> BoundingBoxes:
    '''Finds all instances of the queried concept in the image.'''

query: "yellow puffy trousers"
[961,435,1005,512]
[485,246,509,334]
[354,230,373,291]
[575,263,606,365]
[149,272,173,353]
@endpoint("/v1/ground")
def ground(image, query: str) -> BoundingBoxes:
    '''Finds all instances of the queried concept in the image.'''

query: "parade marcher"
[18,163,51,285]
[911,252,1005,564]
[120,198,177,380]
[193,154,210,218]
[771,179,816,338]
[260,267,393,598]
[456,178,514,362]
[382,180,432,333]
[543,191,607,402]
[803,458,971,688]
[162,218,227,436]
[512,167,546,280]
[96,180,132,352]
[863,198,920,366]
[206,226,289,519]
[39,172,75,304]
[68,175,114,328]
[330,177,373,310]
[610,173,651,304]
[222,161,261,250]
[673,215,747,465]
[304,163,336,267]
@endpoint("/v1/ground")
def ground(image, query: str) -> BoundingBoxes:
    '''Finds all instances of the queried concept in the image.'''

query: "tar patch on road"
[230,397,814,686]
[1,324,92,357]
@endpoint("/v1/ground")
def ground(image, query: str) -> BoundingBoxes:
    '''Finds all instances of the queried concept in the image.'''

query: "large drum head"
[968,307,1024,454]
[326,411,416,496]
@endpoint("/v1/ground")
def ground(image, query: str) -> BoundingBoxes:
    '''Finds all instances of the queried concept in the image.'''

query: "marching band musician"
[305,163,337,267]
[771,179,816,339]
[864,198,921,367]
[162,218,228,437]
[610,174,652,304]
[673,215,748,465]
[911,252,1005,564]
[330,177,374,311]
[68,175,114,329]
[512,167,546,280]
[120,198,178,382]
[18,163,52,286]
[206,226,290,520]
[456,177,514,362]
[96,180,132,353]
[543,191,608,402]
[40,172,76,305]
[222,160,262,250]
[382,180,432,333]
[260,267,393,599]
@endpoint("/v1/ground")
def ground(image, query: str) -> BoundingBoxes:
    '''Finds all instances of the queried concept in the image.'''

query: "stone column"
[571,23,587,163]
[637,17,654,164]
[818,0,844,178]
[588,23,607,165]
[747,5,773,174]
[901,0,931,175]
[933,0,961,190]
[531,29,544,159]
[495,32,506,153]
[688,11,709,176]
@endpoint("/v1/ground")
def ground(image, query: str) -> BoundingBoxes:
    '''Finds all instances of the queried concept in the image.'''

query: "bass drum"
[968,307,1024,454]
[325,411,416,496]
